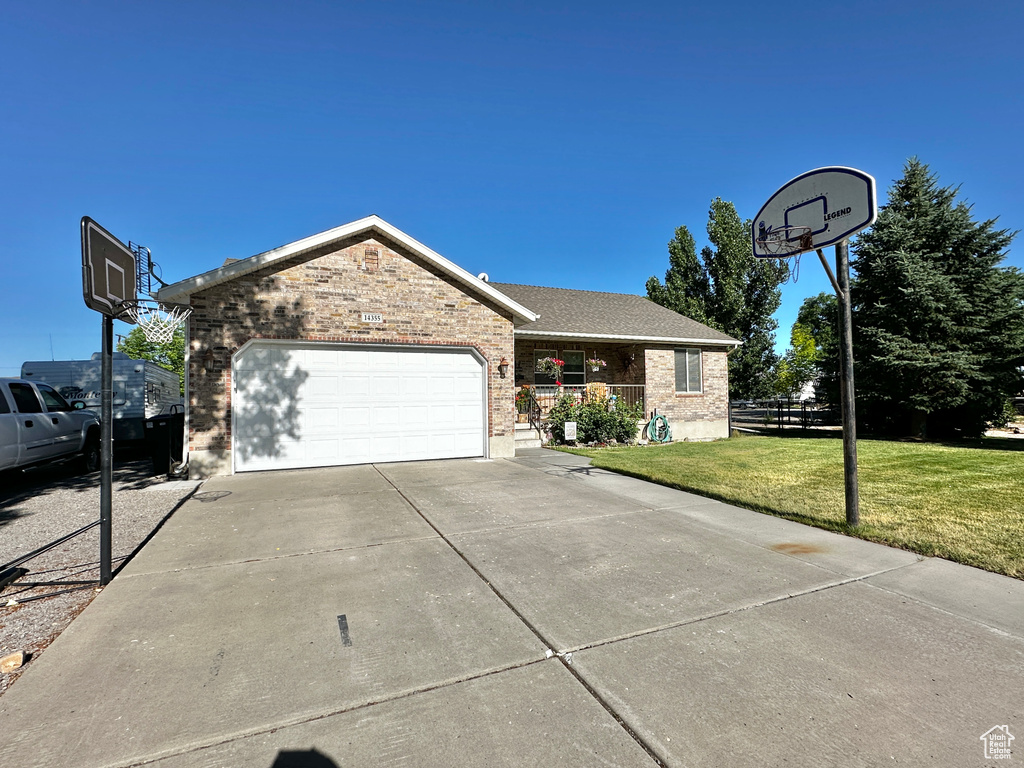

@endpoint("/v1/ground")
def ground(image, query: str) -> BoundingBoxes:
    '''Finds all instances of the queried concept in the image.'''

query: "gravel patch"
[0,455,199,696]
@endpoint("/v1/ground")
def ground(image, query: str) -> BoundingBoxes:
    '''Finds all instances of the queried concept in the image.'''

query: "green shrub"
[991,398,1020,429]
[548,395,643,445]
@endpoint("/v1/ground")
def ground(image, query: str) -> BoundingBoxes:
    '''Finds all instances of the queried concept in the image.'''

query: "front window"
[561,351,585,386]
[674,348,702,393]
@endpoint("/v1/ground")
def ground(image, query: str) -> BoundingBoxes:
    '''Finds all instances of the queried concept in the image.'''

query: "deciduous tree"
[647,198,789,399]
[117,326,185,395]
[774,322,818,399]
[795,292,840,405]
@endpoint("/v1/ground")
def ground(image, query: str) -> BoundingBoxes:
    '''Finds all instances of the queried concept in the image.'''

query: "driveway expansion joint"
[373,464,668,767]
[117,534,442,577]
[859,564,1024,641]
[107,657,555,768]
[561,567,918,656]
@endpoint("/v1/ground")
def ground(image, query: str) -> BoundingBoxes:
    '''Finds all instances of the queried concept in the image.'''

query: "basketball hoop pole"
[753,168,875,529]
[100,315,113,584]
[835,240,860,527]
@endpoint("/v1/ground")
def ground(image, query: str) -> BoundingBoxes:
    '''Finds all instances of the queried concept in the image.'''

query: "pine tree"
[852,158,1024,437]
[647,198,788,399]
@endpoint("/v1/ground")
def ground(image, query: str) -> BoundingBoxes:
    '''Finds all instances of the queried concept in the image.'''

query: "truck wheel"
[82,439,100,473]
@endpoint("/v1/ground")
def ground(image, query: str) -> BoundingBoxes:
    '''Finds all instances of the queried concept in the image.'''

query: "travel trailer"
[21,353,181,442]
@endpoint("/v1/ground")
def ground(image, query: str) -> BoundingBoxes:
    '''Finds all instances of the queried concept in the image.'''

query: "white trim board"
[156,215,538,325]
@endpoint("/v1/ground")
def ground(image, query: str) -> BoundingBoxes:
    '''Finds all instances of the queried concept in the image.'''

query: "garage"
[232,341,487,472]
[155,216,536,477]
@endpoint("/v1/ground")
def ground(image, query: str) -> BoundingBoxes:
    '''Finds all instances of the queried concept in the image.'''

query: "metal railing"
[608,385,645,411]
[527,384,645,416]
[516,388,544,430]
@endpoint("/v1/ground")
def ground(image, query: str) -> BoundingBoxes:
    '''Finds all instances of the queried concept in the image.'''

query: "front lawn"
[564,435,1024,579]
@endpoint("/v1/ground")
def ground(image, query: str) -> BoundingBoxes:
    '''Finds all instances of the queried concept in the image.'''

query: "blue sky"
[2,0,1021,376]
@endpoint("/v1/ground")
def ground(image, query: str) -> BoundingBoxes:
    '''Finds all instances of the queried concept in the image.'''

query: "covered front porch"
[492,281,738,446]
[512,339,648,418]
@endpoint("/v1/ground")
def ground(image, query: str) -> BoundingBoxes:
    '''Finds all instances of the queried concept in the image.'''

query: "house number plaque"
[361,312,384,323]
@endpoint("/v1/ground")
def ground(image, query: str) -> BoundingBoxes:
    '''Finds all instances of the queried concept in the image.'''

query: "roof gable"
[490,283,739,346]
[155,216,538,324]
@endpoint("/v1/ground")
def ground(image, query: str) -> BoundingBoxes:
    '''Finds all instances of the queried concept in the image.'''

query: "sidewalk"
[1,448,1021,767]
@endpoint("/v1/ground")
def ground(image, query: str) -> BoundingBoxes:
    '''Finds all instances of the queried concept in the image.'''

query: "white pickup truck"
[0,378,101,473]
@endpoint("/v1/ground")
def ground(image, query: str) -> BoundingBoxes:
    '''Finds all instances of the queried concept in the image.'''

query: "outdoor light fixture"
[203,349,216,372]
[497,357,509,378]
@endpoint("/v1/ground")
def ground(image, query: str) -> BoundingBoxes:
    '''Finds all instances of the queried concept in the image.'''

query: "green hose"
[647,414,672,443]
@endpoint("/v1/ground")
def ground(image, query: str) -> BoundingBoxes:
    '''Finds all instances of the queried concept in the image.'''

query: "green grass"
[564,434,1024,579]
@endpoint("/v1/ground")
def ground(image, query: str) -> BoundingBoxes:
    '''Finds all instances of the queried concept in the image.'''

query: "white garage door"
[232,342,486,472]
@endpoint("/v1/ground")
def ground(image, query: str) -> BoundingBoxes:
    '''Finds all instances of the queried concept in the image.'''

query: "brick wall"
[644,347,730,439]
[187,235,515,464]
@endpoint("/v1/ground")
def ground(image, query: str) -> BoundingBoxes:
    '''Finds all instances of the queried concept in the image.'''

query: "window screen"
[674,348,702,393]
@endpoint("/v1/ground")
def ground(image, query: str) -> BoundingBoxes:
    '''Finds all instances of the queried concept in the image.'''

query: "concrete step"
[514,421,544,451]
[515,438,543,450]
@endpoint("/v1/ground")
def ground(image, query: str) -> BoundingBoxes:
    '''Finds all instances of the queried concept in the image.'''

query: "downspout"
[170,303,191,477]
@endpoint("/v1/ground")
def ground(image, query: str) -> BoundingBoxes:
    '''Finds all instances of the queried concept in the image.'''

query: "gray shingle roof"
[489,283,739,346]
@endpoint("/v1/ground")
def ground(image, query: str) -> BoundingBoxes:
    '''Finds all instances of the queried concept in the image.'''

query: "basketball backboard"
[752,167,877,258]
[81,217,136,317]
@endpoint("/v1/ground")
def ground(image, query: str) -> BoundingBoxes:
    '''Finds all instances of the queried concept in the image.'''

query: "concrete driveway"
[1,448,1021,767]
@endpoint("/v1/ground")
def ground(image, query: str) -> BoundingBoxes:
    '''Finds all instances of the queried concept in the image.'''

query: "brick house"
[156,216,738,477]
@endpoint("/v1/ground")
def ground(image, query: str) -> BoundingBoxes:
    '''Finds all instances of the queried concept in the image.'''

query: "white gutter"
[513,329,741,347]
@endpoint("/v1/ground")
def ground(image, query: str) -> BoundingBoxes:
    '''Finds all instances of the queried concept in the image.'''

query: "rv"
[21,353,181,442]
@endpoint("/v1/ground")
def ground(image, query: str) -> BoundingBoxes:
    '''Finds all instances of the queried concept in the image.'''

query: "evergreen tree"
[645,226,710,325]
[852,158,1024,437]
[117,326,186,395]
[647,198,788,399]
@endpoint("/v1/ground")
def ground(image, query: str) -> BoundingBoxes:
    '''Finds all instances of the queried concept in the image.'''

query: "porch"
[512,385,648,450]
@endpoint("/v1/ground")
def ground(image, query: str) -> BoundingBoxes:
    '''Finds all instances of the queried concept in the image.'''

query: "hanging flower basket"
[587,357,606,372]
[537,356,564,384]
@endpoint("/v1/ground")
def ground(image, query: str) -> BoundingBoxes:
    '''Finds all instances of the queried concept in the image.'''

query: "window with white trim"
[674,348,702,393]
[561,351,585,385]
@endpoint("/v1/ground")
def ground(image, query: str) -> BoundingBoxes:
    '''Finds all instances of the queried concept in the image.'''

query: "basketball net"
[119,300,192,344]
[755,225,810,284]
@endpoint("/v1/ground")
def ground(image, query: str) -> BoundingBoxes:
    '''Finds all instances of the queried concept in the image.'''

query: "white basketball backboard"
[81,217,137,316]
[752,167,877,258]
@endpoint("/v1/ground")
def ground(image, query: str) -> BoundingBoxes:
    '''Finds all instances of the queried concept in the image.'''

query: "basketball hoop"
[117,299,192,344]
[754,224,814,257]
